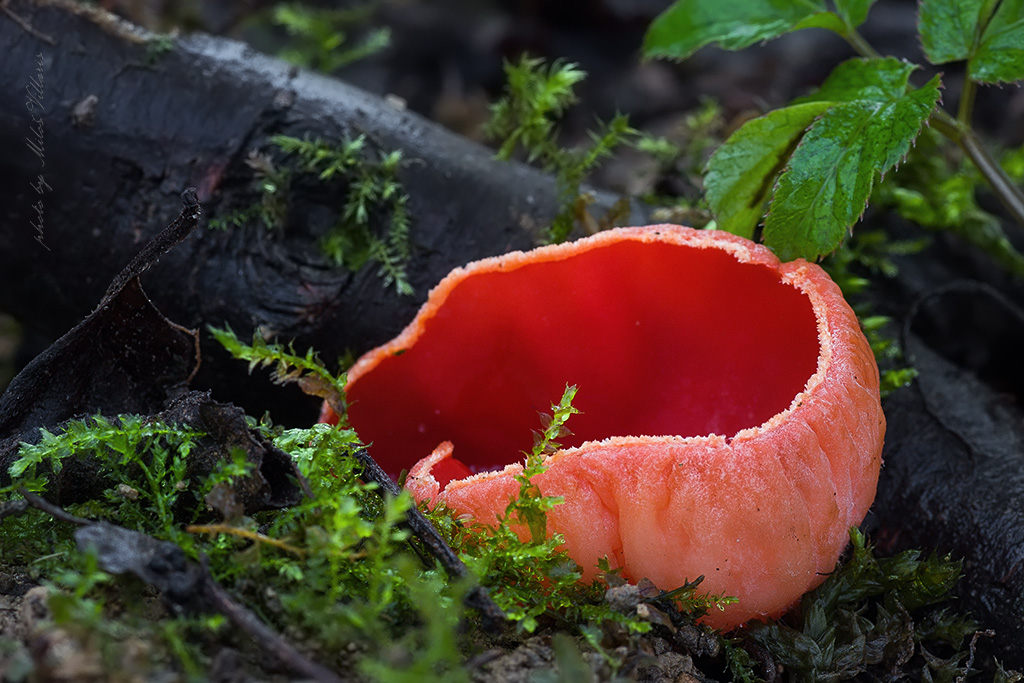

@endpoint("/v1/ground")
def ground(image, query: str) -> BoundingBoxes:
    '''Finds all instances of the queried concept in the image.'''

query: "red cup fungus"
[321,225,885,629]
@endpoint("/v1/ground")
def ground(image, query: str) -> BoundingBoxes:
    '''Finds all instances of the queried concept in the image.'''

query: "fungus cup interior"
[345,237,820,485]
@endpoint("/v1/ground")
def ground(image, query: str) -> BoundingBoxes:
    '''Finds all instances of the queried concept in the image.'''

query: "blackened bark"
[872,281,1024,669]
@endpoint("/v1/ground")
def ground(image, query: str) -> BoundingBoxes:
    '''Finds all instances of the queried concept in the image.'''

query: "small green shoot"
[208,151,291,231]
[721,638,761,683]
[514,384,579,542]
[144,35,174,66]
[487,58,586,165]
[656,575,738,619]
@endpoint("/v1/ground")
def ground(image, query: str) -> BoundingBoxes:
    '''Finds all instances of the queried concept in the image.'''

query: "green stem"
[932,109,1024,228]
[844,28,882,60]
[956,76,977,126]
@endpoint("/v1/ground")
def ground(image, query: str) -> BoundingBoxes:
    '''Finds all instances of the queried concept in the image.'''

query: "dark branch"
[20,488,90,525]
[352,448,506,629]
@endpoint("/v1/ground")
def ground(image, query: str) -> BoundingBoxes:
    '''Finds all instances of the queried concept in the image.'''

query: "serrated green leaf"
[834,0,876,28]
[797,56,922,103]
[763,59,941,261]
[919,0,1024,83]
[919,0,985,64]
[971,0,1024,83]
[705,102,831,238]
[642,0,837,61]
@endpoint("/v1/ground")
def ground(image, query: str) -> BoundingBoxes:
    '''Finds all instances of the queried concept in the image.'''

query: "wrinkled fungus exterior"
[324,225,885,629]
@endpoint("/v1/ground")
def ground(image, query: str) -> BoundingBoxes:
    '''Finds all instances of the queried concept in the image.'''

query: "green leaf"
[919,0,1024,83]
[919,0,985,64]
[763,58,941,261]
[971,0,1024,83]
[795,57,922,104]
[705,102,831,238]
[834,0,876,28]
[642,0,840,61]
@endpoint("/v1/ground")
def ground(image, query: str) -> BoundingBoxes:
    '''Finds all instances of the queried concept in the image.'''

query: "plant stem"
[957,74,977,126]
[844,28,881,60]
[931,109,1024,228]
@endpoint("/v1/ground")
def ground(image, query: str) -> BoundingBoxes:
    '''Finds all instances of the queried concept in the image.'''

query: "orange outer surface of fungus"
[323,224,885,630]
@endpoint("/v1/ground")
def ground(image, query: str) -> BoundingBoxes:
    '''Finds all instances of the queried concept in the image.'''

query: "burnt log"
[0,0,640,424]
[871,272,1024,669]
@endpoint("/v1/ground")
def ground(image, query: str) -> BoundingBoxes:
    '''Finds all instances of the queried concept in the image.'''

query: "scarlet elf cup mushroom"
[321,225,885,629]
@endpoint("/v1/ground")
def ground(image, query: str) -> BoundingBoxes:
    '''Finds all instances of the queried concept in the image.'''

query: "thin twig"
[20,488,90,525]
[1,0,56,45]
[102,188,202,303]
[352,449,469,575]
[351,448,506,629]
[955,629,995,683]
[186,523,306,558]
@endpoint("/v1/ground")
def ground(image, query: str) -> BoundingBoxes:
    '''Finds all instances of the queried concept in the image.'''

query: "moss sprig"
[485,57,637,243]
[209,324,348,416]
[210,134,414,295]
[514,383,579,542]
[273,134,414,294]
[270,2,390,74]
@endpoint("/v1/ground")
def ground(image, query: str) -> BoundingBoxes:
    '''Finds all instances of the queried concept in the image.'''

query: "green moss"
[269,2,390,74]
[485,57,637,243]
[144,35,174,65]
[6,415,205,546]
[209,323,348,413]
[746,528,971,682]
